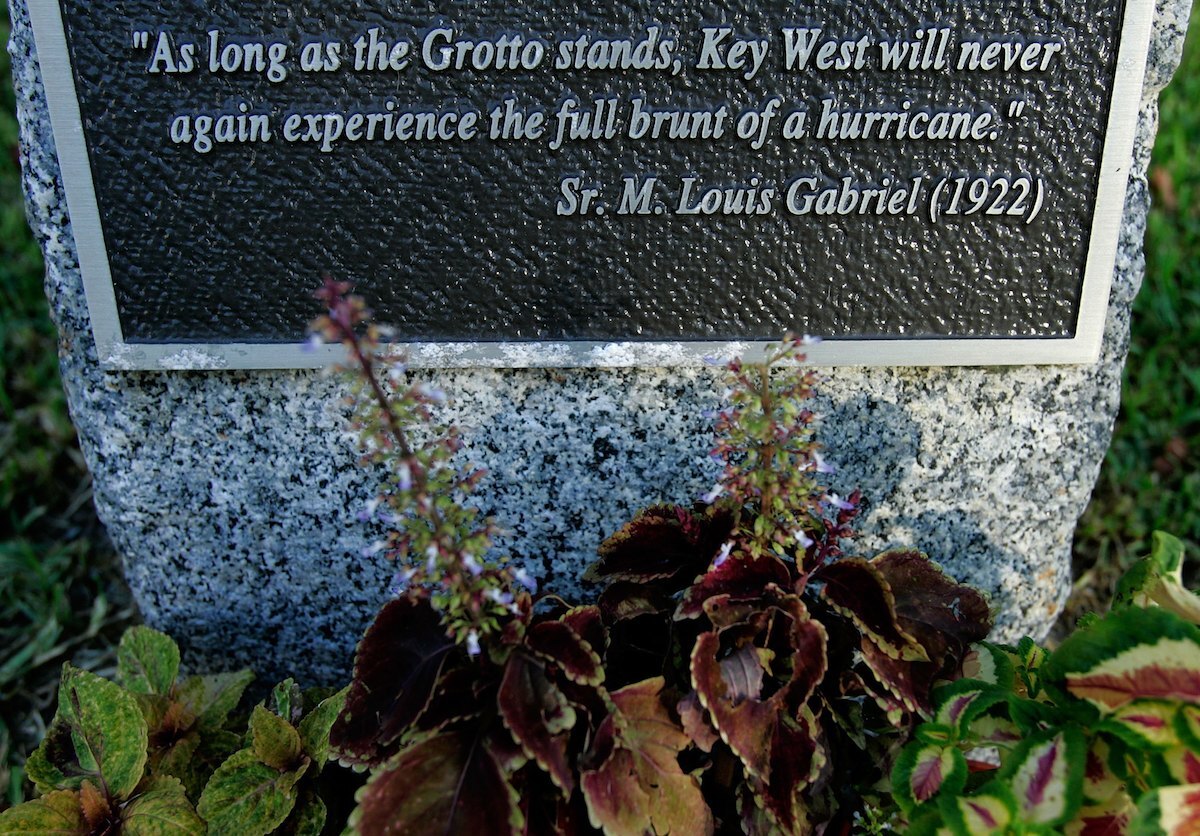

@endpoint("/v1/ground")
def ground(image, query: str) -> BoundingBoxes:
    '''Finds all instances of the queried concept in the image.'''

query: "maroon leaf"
[677,691,720,753]
[353,731,523,835]
[413,667,484,734]
[819,558,922,660]
[751,711,823,833]
[586,505,714,584]
[860,640,938,715]
[498,653,577,794]
[599,581,674,622]
[526,622,604,687]
[331,597,454,766]
[676,555,792,620]
[873,550,993,666]
[692,631,777,779]
[560,605,608,657]
[720,645,766,704]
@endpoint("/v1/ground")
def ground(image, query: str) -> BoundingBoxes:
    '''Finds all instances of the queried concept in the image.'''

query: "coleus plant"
[892,531,1200,835]
[317,283,993,834]
[0,625,346,836]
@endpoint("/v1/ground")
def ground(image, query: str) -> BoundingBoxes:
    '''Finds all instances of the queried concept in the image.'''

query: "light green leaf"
[176,670,254,731]
[270,679,303,726]
[121,776,206,835]
[296,686,348,772]
[118,627,181,696]
[197,748,305,836]
[250,705,302,771]
[28,665,149,798]
[0,790,86,834]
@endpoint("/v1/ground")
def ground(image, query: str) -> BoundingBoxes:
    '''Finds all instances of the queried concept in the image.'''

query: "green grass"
[0,13,133,811]
[1066,13,1200,621]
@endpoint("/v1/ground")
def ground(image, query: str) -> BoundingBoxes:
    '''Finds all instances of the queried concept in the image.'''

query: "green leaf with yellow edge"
[1000,727,1085,827]
[0,790,86,835]
[892,742,967,814]
[1043,606,1200,712]
[960,643,1015,689]
[1130,783,1200,835]
[175,670,255,732]
[28,665,149,798]
[117,627,181,697]
[1160,746,1200,784]
[196,748,306,836]
[121,776,205,835]
[296,686,347,772]
[937,781,1016,836]
[249,705,303,771]
[1100,700,1182,750]
[933,680,1006,735]
[1064,792,1136,836]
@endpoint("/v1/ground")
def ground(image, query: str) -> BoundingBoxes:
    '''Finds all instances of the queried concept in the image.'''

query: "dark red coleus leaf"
[586,504,733,585]
[677,691,720,753]
[676,555,792,621]
[859,640,940,715]
[751,711,823,833]
[498,652,577,795]
[526,622,604,687]
[331,597,455,766]
[559,605,608,658]
[691,597,828,781]
[354,731,522,835]
[599,581,674,623]
[413,666,485,735]
[873,550,993,666]
[818,558,922,661]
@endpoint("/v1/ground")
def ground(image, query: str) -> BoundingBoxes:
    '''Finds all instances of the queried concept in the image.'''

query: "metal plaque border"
[27,0,1154,370]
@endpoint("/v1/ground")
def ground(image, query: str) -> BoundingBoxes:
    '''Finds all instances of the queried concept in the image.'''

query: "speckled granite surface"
[9,0,1192,684]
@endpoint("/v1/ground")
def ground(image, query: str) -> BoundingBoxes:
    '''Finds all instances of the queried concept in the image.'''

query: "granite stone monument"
[9,0,1193,682]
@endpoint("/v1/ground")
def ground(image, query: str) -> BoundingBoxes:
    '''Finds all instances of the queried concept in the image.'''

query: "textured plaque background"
[55,0,1124,345]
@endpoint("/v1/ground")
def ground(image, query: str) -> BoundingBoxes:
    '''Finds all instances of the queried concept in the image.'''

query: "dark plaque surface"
[30,0,1152,367]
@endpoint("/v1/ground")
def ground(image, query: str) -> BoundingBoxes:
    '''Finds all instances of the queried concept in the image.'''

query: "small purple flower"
[826,493,856,512]
[426,544,439,571]
[486,588,515,607]
[466,630,481,657]
[462,554,483,576]
[513,568,538,593]
[302,333,324,353]
[356,497,383,523]
[713,540,734,568]
[360,540,387,558]
[701,483,724,504]
[397,462,413,492]
[801,335,823,347]
[416,383,448,404]
[794,529,815,549]
[389,568,416,596]
[814,452,836,475]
